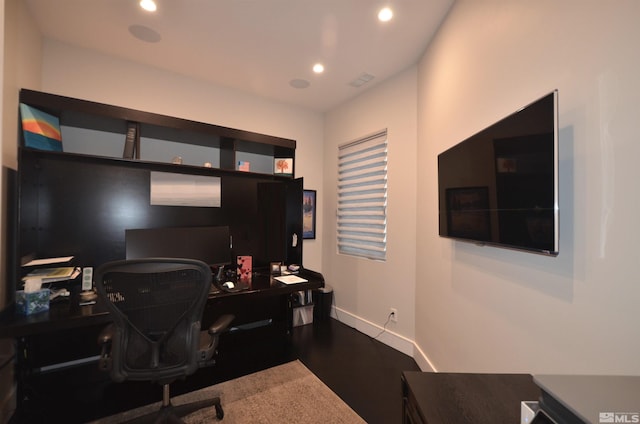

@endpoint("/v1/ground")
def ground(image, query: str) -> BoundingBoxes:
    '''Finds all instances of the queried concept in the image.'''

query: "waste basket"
[312,284,333,322]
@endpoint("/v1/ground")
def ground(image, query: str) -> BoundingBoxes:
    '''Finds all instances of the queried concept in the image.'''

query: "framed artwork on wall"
[303,189,317,239]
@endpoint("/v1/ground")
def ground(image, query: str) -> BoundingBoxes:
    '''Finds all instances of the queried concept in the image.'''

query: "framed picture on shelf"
[270,262,282,274]
[20,103,63,152]
[303,189,317,239]
[274,158,293,176]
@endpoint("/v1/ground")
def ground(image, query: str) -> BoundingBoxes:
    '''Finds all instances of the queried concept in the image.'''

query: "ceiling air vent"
[349,73,375,88]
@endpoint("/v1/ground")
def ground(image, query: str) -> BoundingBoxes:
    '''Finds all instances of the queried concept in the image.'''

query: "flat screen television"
[437,90,559,256]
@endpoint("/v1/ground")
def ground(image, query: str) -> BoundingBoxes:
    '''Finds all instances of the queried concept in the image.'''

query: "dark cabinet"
[401,371,540,424]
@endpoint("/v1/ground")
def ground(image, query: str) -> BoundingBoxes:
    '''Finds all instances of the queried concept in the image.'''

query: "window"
[337,130,387,261]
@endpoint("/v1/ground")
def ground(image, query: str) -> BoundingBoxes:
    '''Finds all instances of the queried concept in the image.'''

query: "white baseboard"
[413,341,437,372]
[331,306,436,372]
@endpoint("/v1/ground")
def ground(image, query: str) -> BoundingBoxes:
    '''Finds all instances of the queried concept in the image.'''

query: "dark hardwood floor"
[291,318,421,424]
[13,318,420,424]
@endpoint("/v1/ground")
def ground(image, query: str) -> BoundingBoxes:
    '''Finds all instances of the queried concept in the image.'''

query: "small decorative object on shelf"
[238,161,250,172]
[237,255,252,284]
[274,158,293,176]
[270,262,282,274]
[19,103,62,152]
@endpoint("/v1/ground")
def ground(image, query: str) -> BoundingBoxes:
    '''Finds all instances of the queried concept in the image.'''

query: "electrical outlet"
[390,308,397,323]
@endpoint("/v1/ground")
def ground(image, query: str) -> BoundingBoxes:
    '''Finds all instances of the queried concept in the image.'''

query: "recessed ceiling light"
[313,63,325,74]
[140,0,157,12]
[378,7,393,22]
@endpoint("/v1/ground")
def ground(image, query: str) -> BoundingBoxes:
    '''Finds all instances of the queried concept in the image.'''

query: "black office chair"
[95,258,234,423]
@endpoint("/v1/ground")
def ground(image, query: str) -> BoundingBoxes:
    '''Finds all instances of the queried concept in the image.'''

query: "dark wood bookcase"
[14,89,303,286]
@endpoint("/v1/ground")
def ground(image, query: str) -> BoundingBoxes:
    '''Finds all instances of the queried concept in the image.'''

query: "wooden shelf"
[19,89,296,176]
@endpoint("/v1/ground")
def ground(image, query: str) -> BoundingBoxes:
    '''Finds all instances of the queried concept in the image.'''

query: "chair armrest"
[198,314,234,366]
[208,314,235,335]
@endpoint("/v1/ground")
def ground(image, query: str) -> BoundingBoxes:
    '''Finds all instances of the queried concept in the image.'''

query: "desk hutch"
[2,89,322,421]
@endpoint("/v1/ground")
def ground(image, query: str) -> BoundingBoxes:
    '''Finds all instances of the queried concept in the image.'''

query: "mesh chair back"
[95,258,212,383]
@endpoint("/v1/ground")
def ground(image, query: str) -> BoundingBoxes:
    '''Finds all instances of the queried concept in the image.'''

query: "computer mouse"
[222,281,235,289]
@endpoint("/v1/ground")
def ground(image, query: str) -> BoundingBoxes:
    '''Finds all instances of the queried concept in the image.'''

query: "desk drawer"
[21,324,104,370]
[203,294,288,328]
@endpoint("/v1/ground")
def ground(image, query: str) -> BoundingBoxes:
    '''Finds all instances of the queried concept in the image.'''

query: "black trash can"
[312,284,333,322]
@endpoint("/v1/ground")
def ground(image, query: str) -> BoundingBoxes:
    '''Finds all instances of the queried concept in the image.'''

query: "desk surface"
[402,371,541,423]
[0,269,323,339]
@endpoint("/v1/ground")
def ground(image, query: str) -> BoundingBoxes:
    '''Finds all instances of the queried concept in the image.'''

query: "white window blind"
[337,130,387,261]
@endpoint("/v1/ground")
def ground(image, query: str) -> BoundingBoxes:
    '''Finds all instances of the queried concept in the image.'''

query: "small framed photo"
[237,255,252,284]
[303,189,317,239]
[270,262,282,274]
[274,158,293,176]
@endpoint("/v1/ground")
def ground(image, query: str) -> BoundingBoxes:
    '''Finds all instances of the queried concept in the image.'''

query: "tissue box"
[16,289,50,315]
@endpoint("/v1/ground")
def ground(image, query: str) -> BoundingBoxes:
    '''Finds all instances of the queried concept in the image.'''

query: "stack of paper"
[274,275,308,285]
[23,267,79,283]
[23,256,73,267]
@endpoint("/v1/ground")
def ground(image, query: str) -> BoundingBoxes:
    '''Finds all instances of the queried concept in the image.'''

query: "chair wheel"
[215,403,224,420]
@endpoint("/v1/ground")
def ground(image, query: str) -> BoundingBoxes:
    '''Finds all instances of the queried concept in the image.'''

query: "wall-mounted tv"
[437,91,559,256]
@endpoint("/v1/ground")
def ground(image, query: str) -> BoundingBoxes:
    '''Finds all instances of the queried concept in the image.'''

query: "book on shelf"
[22,266,79,283]
[123,121,139,159]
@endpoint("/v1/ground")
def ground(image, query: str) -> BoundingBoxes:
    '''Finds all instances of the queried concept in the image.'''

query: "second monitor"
[125,226,231,267]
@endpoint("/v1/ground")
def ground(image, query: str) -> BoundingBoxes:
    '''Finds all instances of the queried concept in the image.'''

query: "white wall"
[38,40,324,271]
[2,0,41,170]
[1,0,42,420]
[324,66,418,355]
[416,0,640,374]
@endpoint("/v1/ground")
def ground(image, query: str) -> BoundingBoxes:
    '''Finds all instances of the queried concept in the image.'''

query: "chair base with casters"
[123,383,223,424]
[95,258,235,423]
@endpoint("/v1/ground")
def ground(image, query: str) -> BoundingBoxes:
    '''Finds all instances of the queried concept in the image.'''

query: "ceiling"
[24,0,454,112]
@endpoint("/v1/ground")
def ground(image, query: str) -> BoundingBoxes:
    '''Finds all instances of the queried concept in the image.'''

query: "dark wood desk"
[401,371,541,423]
[0,269,323,421]
[0,269,323,339]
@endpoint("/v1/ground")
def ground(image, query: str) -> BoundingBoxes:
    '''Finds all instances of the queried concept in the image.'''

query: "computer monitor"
[125,226,231,267]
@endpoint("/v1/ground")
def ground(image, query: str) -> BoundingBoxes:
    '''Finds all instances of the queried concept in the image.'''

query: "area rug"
[93,360,366,423]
